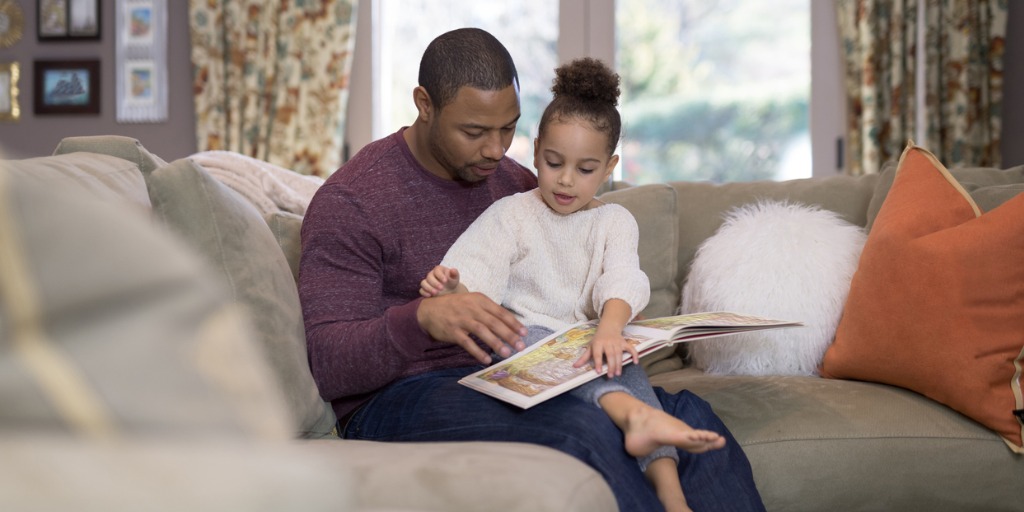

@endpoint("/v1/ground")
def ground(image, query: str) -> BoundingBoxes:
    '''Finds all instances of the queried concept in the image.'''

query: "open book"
[459,311,802,409]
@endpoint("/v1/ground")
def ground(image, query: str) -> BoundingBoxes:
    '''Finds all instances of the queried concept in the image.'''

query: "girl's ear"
[533,137,541,167]
[604,154,619,181]
[412,86,433,123]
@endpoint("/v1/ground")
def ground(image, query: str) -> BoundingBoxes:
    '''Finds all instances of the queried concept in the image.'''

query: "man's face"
[426,84,521,182]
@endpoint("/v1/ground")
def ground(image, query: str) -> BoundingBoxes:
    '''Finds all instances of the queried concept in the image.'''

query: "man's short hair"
[418,28,519,110]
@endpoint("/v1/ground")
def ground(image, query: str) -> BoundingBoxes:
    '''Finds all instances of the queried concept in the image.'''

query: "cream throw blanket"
[190,151,325,216]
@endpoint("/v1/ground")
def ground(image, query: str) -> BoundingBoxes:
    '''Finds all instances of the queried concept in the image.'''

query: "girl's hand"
[419,265,461,297]
[573,330,640,378]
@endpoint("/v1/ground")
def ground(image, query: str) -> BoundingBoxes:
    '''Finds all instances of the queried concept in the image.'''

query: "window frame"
[345,0,843,178]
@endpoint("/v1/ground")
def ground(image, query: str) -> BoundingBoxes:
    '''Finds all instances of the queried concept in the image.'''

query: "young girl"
[420,58,723,512]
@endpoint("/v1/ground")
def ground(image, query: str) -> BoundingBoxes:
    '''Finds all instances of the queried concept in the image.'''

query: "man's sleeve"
[298,185,434,403]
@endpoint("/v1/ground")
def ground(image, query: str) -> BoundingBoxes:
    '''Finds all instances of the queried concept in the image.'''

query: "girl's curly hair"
[539,58,622,155]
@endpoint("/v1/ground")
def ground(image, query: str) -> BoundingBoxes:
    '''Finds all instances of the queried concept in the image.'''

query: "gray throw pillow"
[147,158,338,439]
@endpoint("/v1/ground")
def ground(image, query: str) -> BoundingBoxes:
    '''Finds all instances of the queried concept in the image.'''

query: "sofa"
[1,135,1021,511]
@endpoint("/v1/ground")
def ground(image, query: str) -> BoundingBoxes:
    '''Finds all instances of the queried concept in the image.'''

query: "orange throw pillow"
[821,143,1024,453]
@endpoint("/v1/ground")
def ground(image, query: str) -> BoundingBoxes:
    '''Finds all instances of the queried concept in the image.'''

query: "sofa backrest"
[17,136,339,440]
[601,174,881,319]
[1,152,152,212]
[0,166,293,441]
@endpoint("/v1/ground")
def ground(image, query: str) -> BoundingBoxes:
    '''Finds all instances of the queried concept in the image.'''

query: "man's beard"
[428,124,493,183]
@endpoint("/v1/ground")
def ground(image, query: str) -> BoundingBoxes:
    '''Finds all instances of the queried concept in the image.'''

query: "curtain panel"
[838,0,1007,175]
[837,0,919,176]
[189,1,358,177]
[923,0,1007,168]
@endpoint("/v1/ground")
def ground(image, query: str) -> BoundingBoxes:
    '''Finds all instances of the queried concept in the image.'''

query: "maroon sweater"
[299,129,537,421]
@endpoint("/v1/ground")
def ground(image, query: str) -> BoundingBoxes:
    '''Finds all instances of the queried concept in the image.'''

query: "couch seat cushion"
[651,369,1024,512]
[299,439,617,512]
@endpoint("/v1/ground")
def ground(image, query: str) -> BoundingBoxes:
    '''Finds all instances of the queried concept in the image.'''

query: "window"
[376,0,557,165]
[616,0,811,184]
[348,1,841,180]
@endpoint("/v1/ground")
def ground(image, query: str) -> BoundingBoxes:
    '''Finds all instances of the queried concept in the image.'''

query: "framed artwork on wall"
[116,0,166,123]
[0,1,26,48]
[38,0,100,41]
[33,59,100,115]
[0,61,20,121]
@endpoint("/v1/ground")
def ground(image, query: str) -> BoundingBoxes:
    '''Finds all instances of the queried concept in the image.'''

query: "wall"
[1001,2,1024,166]
[1,0,1022,167]
[0,0,195,160]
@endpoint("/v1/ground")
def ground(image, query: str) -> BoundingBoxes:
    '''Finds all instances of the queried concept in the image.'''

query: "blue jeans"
[342,366,765,512]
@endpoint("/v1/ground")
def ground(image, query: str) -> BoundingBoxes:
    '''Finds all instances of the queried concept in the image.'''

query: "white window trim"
[346,0,844,178]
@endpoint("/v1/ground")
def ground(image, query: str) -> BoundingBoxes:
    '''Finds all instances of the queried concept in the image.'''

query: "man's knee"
[654,387,723,428]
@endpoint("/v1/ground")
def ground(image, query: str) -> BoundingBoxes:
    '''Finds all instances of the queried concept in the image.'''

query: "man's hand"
[417,292,527,364]
[419,265,461,297]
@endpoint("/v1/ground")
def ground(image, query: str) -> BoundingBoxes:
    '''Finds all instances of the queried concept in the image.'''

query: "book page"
[459,312,801,408]
[459,320,665,408]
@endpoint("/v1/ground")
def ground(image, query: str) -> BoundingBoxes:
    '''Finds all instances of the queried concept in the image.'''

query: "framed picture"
[121,0,153,46]
[33,59,100,115]
[116,0,166,123]
[123,59,155,107]
[0,1,26,48]
[38,0,100,41]
[0,61,20,121]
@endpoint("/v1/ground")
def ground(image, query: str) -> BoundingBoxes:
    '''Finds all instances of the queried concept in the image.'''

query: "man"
[300,27,764,512]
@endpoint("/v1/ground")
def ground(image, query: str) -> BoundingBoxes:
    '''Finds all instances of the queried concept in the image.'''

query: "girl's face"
[533,119,618,215]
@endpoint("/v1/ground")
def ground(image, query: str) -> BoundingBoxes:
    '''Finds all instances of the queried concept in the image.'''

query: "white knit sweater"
[441,189,650,332]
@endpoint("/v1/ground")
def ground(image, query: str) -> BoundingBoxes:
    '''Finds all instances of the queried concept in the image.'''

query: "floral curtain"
[189,1,358,177]
[837,0,919,176]
[837,0,1008,175]
[923,0,1007,168]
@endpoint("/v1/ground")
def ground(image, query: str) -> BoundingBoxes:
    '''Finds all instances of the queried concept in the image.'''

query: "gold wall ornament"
[0,0,24,48]
[0,61,19,121]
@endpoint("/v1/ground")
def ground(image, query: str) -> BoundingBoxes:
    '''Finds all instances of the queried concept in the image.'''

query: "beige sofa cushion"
[600,183,679,318]
[0,171,291,440]
[0,437,355,511]
[264,210,304,283]
[301,439,618,512]
[1,152,151,211]
[651,369,1024,512]
[147,158,337,438]
[53,135,168,178]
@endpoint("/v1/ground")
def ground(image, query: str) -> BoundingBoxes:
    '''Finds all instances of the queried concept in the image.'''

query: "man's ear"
[412,86,433,123]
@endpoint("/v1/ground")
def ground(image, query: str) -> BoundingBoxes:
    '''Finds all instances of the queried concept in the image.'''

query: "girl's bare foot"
[621,402,725,457]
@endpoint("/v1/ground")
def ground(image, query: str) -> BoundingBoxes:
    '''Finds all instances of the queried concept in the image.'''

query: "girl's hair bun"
[551,58,620,107]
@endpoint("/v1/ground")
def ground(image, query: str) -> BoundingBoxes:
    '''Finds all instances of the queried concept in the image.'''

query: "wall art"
[38,0,100,41]
[0,61,20,121]
[33,59,99,115]
[116,0,166,123]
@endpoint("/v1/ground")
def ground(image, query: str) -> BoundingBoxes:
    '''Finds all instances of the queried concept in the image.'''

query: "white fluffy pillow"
[680,200,867,376]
